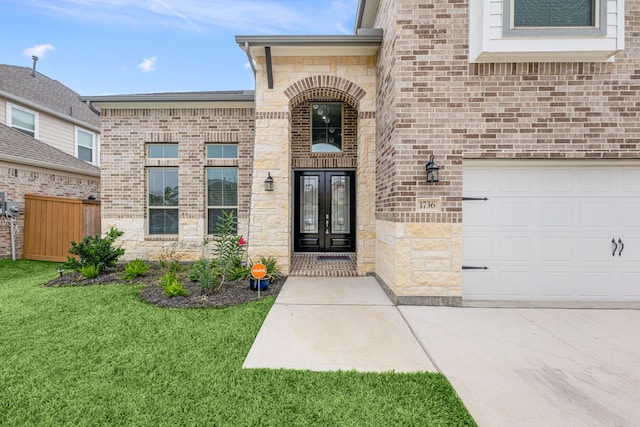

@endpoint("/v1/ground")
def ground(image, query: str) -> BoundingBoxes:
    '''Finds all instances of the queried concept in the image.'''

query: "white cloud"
[138,57,157,72]
[18,0,358,34]
[22,44,55,58]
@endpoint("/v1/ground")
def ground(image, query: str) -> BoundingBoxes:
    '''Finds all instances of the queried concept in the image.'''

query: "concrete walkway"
[244,277,640,426]
[243,276,436,372]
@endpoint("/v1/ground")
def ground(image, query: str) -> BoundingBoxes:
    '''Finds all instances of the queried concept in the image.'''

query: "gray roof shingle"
[0,123,100,176]
[0,64,99,128]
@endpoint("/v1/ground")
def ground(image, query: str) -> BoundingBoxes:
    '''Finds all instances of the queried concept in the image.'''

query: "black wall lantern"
[425,155,440,183]
[264,172,274,191]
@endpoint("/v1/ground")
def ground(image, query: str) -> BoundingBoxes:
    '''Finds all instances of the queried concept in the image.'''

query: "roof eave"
[235,32,382,49]
[0,88,100,132]
[0,153,100,178]
[79,91,255,103]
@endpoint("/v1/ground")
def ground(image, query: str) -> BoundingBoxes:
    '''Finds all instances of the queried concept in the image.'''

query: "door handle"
[612,238,618,257]
[618,238,624,256]
[325,213,330,234]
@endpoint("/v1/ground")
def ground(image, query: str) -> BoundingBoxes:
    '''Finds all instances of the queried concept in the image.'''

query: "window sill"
[145,236,179,241]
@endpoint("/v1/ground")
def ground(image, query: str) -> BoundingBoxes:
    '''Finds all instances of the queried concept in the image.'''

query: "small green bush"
[159,272,188,297]
[79,264,100,279]
[122,259,150,281]
[189,258,221,290]
[64,227,125,274]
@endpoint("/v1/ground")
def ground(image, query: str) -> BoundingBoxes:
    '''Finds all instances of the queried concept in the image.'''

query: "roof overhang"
[0,155,100,178]
[354,0,380,31]
[235,32,382,58]
[79,91,255,110]
[0,88,101,132]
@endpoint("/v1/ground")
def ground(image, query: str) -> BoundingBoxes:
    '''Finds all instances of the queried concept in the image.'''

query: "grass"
[0,259,475,426]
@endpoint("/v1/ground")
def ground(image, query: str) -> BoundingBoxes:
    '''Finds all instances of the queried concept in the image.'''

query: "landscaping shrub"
[64,227,125,274]
[122,259,150,281]
[79,264,100,279]
[189,257,221,290]
[159,272,188,297]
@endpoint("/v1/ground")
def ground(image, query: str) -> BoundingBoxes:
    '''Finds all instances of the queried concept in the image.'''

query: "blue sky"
[0,0,358,95]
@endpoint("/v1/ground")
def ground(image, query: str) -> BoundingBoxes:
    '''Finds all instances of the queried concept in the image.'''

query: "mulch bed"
[44,264,285,309]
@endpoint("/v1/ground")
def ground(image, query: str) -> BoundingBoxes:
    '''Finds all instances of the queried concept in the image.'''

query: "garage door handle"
[462,266,488,270]
[618,238,624,256]
[612,238,618,257]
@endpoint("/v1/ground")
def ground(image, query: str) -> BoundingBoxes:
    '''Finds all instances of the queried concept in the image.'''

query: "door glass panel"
[331,176,350,233]
[300,176,319,233]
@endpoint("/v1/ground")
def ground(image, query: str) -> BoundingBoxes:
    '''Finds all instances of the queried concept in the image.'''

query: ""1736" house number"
[416,198,441,212]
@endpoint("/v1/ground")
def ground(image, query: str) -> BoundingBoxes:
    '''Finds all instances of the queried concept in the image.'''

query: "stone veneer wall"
[0,162,100,259]
[99,107,254,261]
[373,0,640,304]
[250,57,377,275]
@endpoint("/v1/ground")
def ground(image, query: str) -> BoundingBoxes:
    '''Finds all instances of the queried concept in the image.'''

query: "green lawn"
[0,259,475,426]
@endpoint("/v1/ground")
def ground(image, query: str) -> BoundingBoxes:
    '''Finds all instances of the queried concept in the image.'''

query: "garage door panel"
[542,169,573,192]
[462,203,493,227]
[542,202,573,227]
[463,236,493,261]
[577,238,615,262]
[621,202,640,230]
[578,202,612,228]
[579,169,612,193]
[498,270,533,296]
[621,272,640,297]
[540,272,573,297]
[579,272,612,298]
[542,237,573,262]
[463,270,494,297]
[622,169,640,193]
[498,202,531,227]
[499,169,531,193]
[463,162,640,303]
[499,238,531,261]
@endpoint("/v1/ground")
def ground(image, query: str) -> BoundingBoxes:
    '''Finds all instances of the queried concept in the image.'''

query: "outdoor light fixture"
[425,154,440,183]
[264,172,274,191]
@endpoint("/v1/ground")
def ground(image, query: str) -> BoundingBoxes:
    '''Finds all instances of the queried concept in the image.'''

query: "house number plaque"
[416,198,441,212]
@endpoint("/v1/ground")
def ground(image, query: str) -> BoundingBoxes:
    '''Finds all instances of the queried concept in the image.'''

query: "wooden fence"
[22,194,101,262]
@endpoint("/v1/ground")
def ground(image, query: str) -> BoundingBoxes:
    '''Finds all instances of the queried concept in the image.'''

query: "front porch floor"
[289,253,358,277]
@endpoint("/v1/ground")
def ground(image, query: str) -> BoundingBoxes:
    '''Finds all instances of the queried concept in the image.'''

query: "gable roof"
[0,64,100,130]
[0,123,100,177]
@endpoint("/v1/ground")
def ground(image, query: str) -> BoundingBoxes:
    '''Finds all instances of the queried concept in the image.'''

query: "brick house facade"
[85,0,640,305]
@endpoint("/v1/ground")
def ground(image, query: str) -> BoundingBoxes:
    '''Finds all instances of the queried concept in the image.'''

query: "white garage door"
[463,161,640,302]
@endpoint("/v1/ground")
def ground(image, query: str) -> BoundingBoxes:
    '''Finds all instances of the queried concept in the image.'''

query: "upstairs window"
[76,128,97,164]
[8,104,38,138]
[311,103,342,153]
[505,0,606,37]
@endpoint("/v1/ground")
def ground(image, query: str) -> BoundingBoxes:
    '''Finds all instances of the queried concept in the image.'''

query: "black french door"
[294,170,356,252]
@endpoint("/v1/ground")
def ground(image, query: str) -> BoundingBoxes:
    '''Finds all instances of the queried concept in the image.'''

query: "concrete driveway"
[400,306,640,427]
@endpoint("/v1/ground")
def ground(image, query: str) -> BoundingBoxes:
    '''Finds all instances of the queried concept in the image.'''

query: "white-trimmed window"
[8,103,38,138]
[76,128,97,164]
[148,144,179,158]
[148,168,179,235]
[207,167,238,234]
[504,0,606,37]
[206,144,238,159]
[469,0,623,63]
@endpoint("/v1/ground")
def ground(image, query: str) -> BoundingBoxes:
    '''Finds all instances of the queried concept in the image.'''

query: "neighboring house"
[0,63,101,259]
[0,63,101,166]
[84,0,640,305]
